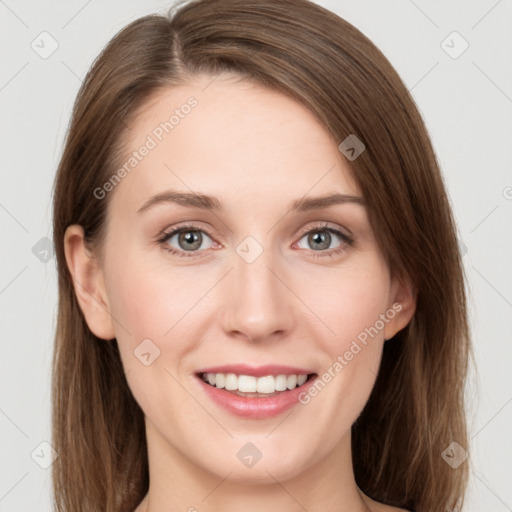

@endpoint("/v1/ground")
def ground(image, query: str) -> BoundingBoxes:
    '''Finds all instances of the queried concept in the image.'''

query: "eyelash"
[156,222,354,259]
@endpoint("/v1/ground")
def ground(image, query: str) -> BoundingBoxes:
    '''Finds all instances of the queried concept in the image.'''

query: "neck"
[136,419,373,512]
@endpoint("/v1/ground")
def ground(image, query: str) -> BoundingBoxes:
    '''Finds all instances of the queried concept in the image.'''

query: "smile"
[194,364,318,418]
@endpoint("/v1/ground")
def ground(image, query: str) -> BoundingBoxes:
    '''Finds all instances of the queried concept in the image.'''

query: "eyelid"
[295,221,353,241]
[157,222,215,241]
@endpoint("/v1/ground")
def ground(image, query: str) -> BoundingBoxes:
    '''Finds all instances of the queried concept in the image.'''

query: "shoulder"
[370,504,412,512]
[362,494,413,512]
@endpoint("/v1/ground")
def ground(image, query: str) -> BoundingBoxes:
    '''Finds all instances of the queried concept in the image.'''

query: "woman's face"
[73,73,413,484]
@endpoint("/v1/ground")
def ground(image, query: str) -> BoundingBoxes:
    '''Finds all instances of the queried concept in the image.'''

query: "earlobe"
[384,277,417,341]
[63,225,116,340]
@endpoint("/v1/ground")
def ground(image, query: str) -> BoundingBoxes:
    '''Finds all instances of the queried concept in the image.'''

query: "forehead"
[110,74,360,214]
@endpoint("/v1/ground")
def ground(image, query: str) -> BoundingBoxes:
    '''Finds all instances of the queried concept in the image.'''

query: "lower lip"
[196,375,317,419]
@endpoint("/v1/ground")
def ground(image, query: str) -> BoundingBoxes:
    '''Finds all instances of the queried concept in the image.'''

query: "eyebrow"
[137,190,364,214]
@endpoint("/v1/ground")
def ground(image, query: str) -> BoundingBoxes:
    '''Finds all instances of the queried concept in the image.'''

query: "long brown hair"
[52,1,470,510]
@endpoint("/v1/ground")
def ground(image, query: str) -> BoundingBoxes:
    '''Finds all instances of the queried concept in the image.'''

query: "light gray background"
[1,1,511,510]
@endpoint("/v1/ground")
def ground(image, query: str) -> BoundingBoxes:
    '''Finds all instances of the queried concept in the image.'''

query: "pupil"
[309,231,330,250]
[179,231,202,251]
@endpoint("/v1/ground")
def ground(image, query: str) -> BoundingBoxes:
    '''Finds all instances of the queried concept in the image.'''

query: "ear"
[64,225,116,340]
[383,275,417,341]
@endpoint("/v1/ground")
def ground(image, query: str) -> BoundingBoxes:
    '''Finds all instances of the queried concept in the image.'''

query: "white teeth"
[286,374,297,390]
[225,373,238,391]
[275,374,288,391]
[201,372,310,393]
[238,375,257,392]
[215,373,225,389]
[256,375,275,394]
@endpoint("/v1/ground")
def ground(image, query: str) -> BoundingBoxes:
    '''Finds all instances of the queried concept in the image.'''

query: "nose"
[218,244,295,344]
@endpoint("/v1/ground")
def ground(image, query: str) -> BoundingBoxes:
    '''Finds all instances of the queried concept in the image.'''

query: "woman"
[51,0,470,511]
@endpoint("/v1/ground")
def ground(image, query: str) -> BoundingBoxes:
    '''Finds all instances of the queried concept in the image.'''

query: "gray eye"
[297,230,341,251]
[168,230,213,251]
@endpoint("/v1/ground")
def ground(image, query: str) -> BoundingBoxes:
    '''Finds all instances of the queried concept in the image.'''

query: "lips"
[194,364,318,419]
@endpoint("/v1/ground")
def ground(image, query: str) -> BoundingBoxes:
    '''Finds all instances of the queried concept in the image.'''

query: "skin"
[64,73,416,512]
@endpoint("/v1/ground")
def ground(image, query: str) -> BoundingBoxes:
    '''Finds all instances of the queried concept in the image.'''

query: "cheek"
[106,269,170,340]
[102,249,224,392]
[294,258,391,414]
[294,257,392,348]
[104,250,210,342]
[102,254,207,423]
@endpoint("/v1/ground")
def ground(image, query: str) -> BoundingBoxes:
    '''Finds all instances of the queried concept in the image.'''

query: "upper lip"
[195,364,316,378]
